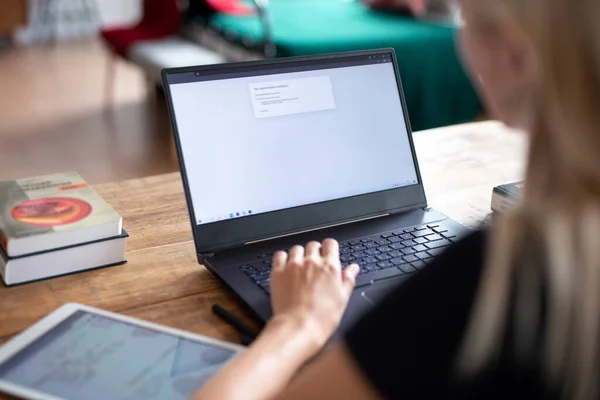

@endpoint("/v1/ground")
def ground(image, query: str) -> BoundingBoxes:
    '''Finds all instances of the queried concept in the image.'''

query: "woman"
[195,0,600,398]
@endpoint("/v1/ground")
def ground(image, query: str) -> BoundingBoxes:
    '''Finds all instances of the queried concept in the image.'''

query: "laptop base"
[203,208,470,333]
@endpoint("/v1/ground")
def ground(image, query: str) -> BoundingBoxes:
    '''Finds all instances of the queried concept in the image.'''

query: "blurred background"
[0,0,481,185]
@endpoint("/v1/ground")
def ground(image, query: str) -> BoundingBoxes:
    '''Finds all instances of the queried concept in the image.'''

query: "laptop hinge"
[198,253,215,264]
[244,213,391,246]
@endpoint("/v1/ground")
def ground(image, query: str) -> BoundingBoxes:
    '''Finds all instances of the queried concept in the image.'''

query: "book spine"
[0,256,6,285]
[0,228,6,254]
[491,190,518,213]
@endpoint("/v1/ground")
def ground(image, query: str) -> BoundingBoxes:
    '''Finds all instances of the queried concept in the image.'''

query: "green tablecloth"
[211,0,481,130]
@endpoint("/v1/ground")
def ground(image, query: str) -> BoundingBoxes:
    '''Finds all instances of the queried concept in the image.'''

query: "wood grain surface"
[0,121,527,396]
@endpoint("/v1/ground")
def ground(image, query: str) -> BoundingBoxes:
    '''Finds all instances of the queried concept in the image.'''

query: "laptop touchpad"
[361,278,404,304]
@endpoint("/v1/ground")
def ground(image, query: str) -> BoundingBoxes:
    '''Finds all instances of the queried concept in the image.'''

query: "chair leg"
[104,52,117,107]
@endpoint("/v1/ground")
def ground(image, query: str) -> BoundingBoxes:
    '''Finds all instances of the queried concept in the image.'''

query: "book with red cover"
[0,172,122,257]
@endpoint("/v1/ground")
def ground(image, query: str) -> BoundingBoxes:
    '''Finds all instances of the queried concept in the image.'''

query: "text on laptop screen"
[168,55,419,225]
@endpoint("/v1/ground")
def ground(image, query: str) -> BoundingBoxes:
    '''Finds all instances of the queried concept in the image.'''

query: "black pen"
[212,304,259,343]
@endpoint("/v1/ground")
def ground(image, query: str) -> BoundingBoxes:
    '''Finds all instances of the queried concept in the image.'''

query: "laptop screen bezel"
[162,49,428,254]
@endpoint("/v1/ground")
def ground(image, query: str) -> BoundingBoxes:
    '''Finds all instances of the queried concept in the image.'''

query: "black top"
[345,230,557,398]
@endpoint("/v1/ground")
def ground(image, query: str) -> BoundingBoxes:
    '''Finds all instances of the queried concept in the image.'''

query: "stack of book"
[491,181,524,213]
[0,172,127,286]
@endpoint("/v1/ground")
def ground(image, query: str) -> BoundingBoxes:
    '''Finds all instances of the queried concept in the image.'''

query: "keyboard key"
[411,260,427,269]
[340,254,355,263]
[254,276,270,284]
[425,233,444,242]
[381,233,394,239]
[414,225,428,231]
[389,250,402,258]
[412,229,435,238]
[391,257,406,266]
[390,243,404,250]
[402,239,416,247]
[363,256,378,264]
[354,258,367,266]
[412,244,428,252]
[442,229,460,239]
[377,245,392,253]
[401,228,415,233]
[349,240,361,246]
[255,265,270,273]
[425,239,452,249]
[388,236,402,243]
[402,254,419,263]
[364,264,379,272]
[340,247,353,254]
[356,267,404,287]
[240,265,255,271]
[361,239,373,243]
[365,249,380,256]
[353,251,366,259]
[377,261,394,269]
[413,237,428,244]
[427,224,439,229]
[399,233,413,240]
[375,253,391,261]
[352,245,367,251]
[257,253,268,259]
[427,248,445,257]
[401,247,416,255]
[259,281,270,289]
[432,227,448,234]
[398,264,416,274]
[376,239,391,246]
[415,251,431,260]
[365,242,379,248]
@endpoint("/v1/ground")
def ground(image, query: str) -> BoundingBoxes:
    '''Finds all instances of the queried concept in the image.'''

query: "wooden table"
[0,121,527,351]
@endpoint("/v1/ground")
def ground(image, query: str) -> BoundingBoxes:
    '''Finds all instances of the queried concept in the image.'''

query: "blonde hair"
[458,0,600,398]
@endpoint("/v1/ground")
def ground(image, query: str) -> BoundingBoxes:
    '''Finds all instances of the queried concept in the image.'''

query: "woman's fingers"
[305,241,321,259]
[342,264,360,295]
[288,245,305,267]
[272,250,288,271]
[321,238,339,261]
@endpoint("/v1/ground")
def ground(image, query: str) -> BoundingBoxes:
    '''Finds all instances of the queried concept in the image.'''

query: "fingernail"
[350,264,360,275]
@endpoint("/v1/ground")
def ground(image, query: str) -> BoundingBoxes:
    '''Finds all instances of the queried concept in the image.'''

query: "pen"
[212,304,259,344]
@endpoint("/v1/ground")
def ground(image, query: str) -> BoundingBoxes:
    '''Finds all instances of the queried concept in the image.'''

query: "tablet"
[0,303,242,400]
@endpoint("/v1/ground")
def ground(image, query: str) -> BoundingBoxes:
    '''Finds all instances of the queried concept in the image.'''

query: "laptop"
[162,49,470,331]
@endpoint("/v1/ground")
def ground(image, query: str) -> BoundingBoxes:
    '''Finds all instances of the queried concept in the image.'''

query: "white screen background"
[170,63,418,224]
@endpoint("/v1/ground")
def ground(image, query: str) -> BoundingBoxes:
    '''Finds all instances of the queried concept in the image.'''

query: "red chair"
[100,0,181,104]
[100,0,181,57]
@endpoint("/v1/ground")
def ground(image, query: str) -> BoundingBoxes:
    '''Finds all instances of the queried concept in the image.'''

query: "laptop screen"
[167,53,418,226]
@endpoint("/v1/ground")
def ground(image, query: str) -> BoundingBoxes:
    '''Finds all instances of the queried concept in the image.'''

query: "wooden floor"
[0,39,179,184]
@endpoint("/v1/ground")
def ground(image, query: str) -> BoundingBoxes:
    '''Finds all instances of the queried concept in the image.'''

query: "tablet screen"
[0,311,236,400]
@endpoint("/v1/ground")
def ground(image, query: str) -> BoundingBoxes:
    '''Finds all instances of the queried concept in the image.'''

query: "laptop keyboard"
[239,222,459,295]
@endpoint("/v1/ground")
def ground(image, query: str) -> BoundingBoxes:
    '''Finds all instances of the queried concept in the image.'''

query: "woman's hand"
[269,239,360,351]
[194,240,361,400]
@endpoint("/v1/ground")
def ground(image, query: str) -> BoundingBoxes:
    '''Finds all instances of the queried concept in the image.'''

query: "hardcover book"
[0,172,122,257]
[0,230,128,286]
[491,181,524,213]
